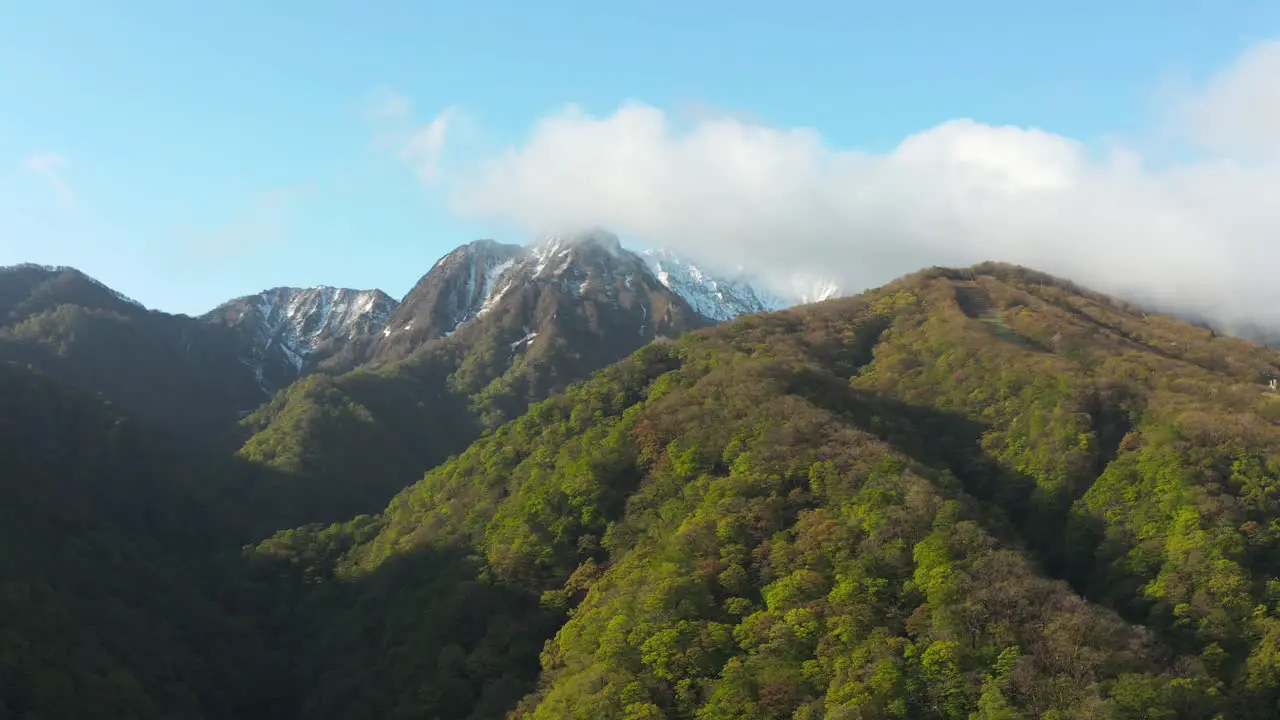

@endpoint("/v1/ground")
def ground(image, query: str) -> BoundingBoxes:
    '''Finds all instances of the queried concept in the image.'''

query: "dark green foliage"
[236,354,482,525]
[0,363,291,718]
[0,265,264,433]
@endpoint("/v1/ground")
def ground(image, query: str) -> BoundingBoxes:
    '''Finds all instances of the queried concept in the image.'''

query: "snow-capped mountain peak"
[203,285,397,388]
[362,230,846,367]
[639,248,794,322]
[479,230,646,305]
[401,232,837,338]
[637,248,845,316]
[375,239,523,349]
[519,230,627,280]
[366,231,703,365]
[799,278,842,304]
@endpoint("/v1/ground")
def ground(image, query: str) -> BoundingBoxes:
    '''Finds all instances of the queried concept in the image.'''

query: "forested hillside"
[0,363,291,718]
[248,262,1280,719]
[9,260,1280,718]
[0,265,264,433]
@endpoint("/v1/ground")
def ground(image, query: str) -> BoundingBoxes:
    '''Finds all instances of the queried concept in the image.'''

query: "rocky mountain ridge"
[639,247,790,321]
[353,231,801,367]
[193,232,800,383]
[202,285,397,390]
[0,232,795,428]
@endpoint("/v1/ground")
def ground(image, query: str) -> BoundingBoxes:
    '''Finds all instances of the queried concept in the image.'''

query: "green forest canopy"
[249,265,1280,719]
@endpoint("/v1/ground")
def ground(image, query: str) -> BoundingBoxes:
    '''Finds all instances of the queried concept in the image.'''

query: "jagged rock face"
[203,286,397,391]
[636,248,844,315]
[462,231,708,356]
[319,233,822,371]
[368,231,711,368]
[640,248,789,321]
[366,239,523,364]
[449,232,711,424]
[1,238,828,423]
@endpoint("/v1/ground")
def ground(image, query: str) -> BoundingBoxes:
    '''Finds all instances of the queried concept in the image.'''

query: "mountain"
[0,229,778,448]
[362,238,523,366]
[258,236,794,378]
[245,261,1280,719]
[28,247,1280,717]
[235,230,713,523]
[637,248,844,315]
[799,276,843,304]
[0,264,265,432]
[640,248,789,321]
[365,234,790,368]
[12,259,1280,717]
[0,262,144,318]
[202,285,398,391]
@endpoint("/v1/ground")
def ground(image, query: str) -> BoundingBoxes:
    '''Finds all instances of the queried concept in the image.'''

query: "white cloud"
[437,39,1280,329]
[1175,40,1280,159]
[365,89,458,188]
[23,152,74,204]
[399,109,454,187]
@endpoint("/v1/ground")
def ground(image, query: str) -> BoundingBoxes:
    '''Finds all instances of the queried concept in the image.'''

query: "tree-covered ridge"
[0,265,265,432]
[0,264,142,321]
[235,343,480,524]
[254,262,1280,718]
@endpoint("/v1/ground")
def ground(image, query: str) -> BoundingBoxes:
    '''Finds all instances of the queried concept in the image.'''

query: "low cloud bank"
[417,42,1280,327]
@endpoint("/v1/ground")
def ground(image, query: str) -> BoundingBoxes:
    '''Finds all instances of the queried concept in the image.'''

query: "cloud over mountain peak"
[404,39,1280,331]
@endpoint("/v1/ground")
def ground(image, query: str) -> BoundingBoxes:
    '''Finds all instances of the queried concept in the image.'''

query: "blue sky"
[1,0,1278,316]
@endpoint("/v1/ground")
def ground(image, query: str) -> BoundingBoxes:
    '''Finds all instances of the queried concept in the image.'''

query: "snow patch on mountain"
[637,249,844,315]
[799,278,842,304]
[639,248,791,322]
[417,240,522,327]
[204,285,397,386]
[389,230,835,361]
[475,232,629,314]
[510,329,538,350]
[531,238,565,277]
[440,230,820,331]
[475,256,520,318]
[482,258,516,299]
